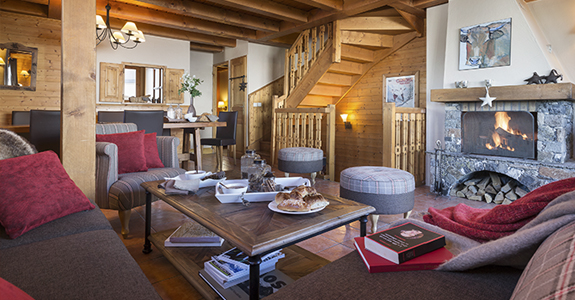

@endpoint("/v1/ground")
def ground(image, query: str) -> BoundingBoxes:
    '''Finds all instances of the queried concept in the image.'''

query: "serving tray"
[215,177,311,204]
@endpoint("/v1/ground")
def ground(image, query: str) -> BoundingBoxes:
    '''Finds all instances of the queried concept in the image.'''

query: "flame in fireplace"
[485,112,529,151]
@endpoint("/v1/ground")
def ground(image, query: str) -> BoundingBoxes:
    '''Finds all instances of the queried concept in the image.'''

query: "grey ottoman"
[340,166,415,233]
[278,147,323,185]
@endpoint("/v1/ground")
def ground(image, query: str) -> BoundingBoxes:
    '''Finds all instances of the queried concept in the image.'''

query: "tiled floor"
[101,152,497,300]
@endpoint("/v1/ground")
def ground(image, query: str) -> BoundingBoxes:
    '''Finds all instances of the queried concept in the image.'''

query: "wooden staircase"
[283,9,423,108]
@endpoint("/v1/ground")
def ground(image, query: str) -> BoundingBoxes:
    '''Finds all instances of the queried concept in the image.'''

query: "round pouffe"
[278,147,323,185]
[340,166,415,233]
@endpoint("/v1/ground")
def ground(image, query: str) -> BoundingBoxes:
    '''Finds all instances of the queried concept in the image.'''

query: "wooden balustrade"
[284,23,333,98]
[271,96,335,181]
[383,103,426,186]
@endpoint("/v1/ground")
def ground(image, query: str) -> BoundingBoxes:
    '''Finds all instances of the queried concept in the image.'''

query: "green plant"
[178,73,203,98]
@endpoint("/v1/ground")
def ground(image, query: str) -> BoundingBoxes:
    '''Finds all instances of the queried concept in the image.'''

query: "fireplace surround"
[430,83,575,195]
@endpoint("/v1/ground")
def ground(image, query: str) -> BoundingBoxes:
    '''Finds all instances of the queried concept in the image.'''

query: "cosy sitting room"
[2,0,575,299]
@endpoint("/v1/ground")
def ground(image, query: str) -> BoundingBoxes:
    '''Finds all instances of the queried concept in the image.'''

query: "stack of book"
[164,222,224,247]
[203,247,285,289]
[355,222,454,273]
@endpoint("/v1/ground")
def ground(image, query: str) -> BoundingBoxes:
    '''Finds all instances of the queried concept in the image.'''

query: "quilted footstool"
[340,166,415,233]
[278,147,323,185]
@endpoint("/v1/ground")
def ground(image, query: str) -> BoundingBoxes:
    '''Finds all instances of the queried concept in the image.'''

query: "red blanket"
[423,177,575,242]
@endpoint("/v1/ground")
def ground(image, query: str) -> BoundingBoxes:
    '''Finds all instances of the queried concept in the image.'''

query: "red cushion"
[0,277,34,300]
[0,151,95,239]
[144,133,164,168]
[96,130,148,174]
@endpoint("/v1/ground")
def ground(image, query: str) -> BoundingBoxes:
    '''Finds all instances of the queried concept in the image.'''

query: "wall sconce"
[340,114,352,129]
[20,70,30,77]
[218,101,225,107]
[0,57,5,66]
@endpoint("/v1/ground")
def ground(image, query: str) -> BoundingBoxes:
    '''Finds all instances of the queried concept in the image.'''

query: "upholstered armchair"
[95,123,185,238]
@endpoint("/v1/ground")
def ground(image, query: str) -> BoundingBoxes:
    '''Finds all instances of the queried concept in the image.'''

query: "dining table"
[163,121,226,171]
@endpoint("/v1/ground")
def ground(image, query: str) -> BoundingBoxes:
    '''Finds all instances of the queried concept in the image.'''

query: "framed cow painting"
[459,18,512,70]
[383,71,419,108]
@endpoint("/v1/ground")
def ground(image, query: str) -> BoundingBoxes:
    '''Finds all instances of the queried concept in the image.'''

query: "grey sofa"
[0,202,161,300]
[268,220,575,300]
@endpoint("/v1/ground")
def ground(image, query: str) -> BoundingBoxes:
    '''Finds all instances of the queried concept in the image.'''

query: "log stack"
[450,172,529,204]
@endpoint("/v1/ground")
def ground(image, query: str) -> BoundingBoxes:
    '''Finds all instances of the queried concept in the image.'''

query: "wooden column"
[61,0,96,199]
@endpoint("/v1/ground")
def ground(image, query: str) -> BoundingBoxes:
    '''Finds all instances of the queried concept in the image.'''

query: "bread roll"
[290,185,316,199]
[275,192,291,205]
[303,194,329,210]
[277,199,311,212]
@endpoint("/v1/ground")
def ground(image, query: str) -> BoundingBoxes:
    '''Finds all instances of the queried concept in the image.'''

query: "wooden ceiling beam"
[412,0,448,9]
[290,0,343,11]
[205,0,309,23]
[48,0,61,19]
[0,0,48,17]
[97,0,257,40]
[388,0,426,18]
[339,16,413,31]
[394,7,424,36]
[190,42,224,53]
[116,0,280,32]
[19,0,48,5]
[108,17,237,47]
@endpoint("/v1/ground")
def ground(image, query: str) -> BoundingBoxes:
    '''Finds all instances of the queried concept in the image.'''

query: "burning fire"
[485,112,529,152]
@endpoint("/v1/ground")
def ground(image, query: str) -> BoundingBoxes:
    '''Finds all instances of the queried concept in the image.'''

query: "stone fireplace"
[430,83,575,196]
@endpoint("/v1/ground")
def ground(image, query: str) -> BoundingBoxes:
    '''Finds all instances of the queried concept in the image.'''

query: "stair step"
[341,30,393,48]
[309,85,344,97]
[318,73,353,87]
[341,44,374,63]
[300,95,336,106]
[328,60,363,75]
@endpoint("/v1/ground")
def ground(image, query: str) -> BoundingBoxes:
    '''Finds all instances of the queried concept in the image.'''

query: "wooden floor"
[101,151,496,300]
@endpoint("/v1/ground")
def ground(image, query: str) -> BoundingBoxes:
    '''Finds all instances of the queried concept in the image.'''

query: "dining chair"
[11,110,31,141]
[123,110,164,136]
[200,111,238,171]
[29,110,61,157]
[97,111,124,123]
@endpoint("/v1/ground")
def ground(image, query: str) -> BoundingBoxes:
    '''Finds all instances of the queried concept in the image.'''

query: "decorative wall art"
[459,18,511,70]
[383,72,419,108]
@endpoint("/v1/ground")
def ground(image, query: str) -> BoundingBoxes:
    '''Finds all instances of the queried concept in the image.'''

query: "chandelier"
[96,4,145,50]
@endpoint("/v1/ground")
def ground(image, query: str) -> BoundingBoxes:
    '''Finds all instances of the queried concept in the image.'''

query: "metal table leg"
[248,255,262,300]
[143,191,153,254]
[359,215,368,237]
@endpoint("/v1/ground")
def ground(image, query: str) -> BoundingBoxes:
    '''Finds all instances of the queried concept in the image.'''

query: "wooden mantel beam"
[116,0,280,32]
[206,0,309,23]
[97,0,257,40]
[431,83,575,102]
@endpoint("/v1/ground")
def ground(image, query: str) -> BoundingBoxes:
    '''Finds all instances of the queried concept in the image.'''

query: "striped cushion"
[96,123,137,134]
[108,168,184,211]
[278,147,323,162]
[511,221,575,299]
[340,166,415,195]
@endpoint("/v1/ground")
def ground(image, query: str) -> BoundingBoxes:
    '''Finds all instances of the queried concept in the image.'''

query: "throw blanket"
[423,177,575,242]
[386,190,575,271]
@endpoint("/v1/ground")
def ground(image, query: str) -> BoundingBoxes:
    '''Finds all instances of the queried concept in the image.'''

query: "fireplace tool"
[433,140,445,195]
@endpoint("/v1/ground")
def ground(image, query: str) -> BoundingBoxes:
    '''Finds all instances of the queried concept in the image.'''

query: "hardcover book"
[364,222,446,264]
[354,237,453,273]
[168,222,223,243]
[199,268,293,300]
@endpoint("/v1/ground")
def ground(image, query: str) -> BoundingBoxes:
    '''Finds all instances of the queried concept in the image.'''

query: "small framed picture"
[383,71,419,108]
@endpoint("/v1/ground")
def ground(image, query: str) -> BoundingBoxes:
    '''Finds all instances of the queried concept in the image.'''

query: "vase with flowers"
[178,73,203,117]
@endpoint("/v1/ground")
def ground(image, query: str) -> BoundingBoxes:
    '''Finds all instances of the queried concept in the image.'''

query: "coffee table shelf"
[149,229,330,300]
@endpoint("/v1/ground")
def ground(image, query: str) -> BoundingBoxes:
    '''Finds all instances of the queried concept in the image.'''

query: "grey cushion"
[340,166,415,194]
[511,220,575,299]
[267,251,522,300]
[340,187,414,215]
[0,203,112,250]
[0,230,161,300]
[278,147,323,161]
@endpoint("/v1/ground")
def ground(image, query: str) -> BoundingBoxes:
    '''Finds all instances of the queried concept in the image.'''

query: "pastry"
[277,199,311,212]
[303,194,329,210]
[290,185,316,199]
[275,192,291,205]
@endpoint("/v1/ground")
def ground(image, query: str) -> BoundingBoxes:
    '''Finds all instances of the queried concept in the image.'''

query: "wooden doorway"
[213,62,229,118]
[229,56,247,157]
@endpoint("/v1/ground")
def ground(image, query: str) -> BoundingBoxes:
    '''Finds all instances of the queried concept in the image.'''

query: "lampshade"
[112,31,126,44]
[218,101,225,107]
[0,57,5,66]
[20,70,30,77]
[132,30,145,43]
[96,15,107,29]
[340,114,348,122]
[121,22,139,36]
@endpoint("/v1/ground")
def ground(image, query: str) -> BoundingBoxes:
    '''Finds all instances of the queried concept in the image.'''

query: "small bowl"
[185,170,206,180]
[220,183,248,194]
[185,113,197,122]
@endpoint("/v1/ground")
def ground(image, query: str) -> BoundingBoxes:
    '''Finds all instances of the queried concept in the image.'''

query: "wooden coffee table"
[141,181,375,300]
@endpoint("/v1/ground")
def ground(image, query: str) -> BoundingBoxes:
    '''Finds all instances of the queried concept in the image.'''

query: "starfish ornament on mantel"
[480,86,496,107]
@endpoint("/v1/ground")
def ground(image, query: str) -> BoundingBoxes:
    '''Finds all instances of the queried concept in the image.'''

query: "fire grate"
[462,111,536,159]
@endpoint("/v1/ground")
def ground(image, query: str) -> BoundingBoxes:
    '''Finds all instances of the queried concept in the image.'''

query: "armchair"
[95,123,185,238]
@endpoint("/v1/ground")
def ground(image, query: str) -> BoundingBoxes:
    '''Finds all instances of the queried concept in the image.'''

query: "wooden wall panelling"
[0,11,61,126]
[165,68,185,104]
[334,35,426,182]
[247,77,283,151]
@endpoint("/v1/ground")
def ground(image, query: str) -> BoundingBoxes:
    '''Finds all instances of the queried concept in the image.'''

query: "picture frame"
[459,18,512,70]
[383,71,419,108]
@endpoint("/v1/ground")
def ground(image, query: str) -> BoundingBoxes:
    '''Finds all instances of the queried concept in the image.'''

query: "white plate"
[215,177,310,204]
[167,173,225,188]
[268,201,327,215]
